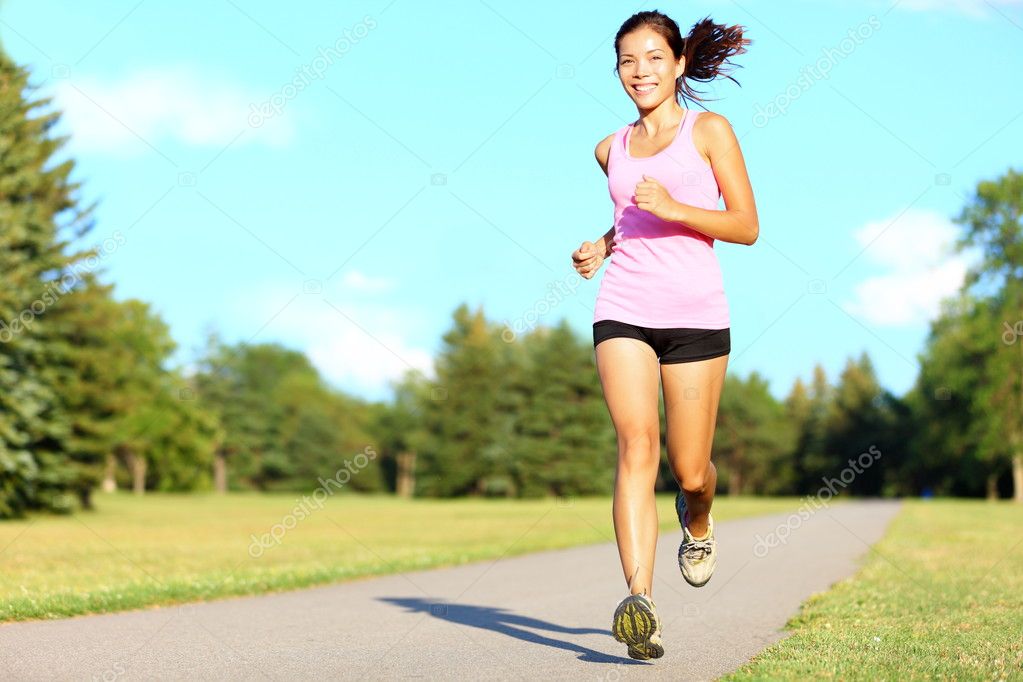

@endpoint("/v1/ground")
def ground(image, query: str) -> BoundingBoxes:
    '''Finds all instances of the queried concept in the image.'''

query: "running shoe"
[675,490,717,587]
[611,591,664,660]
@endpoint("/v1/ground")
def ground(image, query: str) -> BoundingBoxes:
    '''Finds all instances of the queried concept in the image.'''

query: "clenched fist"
[634,174,676,221]
[572,240,604,279]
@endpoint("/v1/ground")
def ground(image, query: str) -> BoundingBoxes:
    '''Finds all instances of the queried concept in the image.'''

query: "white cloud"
[842,209,975,326]
[226,276,432,400]
[305,313,434,396]
[341,270,396,293]
[50,64,295,156]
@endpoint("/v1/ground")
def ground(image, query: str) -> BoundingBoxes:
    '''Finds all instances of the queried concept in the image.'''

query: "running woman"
[571,11,756,661]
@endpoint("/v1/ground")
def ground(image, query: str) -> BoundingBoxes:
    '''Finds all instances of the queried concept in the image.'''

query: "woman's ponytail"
[678,17,750,105]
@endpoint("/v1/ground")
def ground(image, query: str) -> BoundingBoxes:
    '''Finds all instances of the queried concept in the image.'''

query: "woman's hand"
[572,241,604,279]
[634,174,679,221]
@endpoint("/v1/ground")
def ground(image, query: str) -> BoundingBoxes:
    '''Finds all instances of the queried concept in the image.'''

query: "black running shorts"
[593,319,730,364]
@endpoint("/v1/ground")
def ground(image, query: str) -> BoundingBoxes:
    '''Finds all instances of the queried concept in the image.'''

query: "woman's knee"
[616,428,660,469]
[679,461,715,495]
[681,476,707,496]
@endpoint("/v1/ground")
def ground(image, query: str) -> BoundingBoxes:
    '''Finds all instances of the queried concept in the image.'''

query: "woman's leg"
[660,354,728,538]
[595,337,662,597]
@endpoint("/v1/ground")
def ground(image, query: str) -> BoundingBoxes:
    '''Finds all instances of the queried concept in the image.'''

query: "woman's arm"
[595,225,615,257]
[646,113,759,246]
[592,134,617,257]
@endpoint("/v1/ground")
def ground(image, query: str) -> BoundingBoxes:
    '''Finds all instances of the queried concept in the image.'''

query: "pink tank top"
[593,109,730,329]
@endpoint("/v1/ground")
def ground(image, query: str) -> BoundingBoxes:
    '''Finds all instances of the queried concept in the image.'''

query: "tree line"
[2,50,1021,518]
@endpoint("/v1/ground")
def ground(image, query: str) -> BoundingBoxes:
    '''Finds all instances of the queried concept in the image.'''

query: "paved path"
[1,499,902,681]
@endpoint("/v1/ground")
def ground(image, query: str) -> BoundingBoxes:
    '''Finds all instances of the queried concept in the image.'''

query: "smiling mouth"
[633,83,657,94]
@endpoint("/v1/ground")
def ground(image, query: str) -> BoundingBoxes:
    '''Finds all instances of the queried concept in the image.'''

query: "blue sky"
[1,0,1021,402]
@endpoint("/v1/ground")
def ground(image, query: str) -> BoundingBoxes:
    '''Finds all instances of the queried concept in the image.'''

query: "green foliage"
[955,167,1023,290]
[368,371,425,492]
[131,372,219,493]
[413,304,508,496]
[192,335,380,492]
[0,50,94,516]
[508,319,616,497]
[42,282,217,504]
[402,303,946,500]
[912,293,999,494]
[911,167,1023,498]
[787,365,833,493]
[0,49,218,516]
[714,371,796,495]
[410,306,617,498]
[823,353,894,496]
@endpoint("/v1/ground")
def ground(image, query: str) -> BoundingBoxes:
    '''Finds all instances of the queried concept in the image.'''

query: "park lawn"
[0,491,802,623]
[723,498,1023,681]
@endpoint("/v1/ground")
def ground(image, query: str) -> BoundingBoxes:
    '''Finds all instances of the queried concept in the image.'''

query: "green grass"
[723,498,1023,681]
[0,491,800,623]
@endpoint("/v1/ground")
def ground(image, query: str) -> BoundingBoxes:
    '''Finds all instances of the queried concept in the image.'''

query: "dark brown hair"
[614,11,750,108]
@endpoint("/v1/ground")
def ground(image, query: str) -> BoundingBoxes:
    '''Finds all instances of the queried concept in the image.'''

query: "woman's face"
[617,27,684,108]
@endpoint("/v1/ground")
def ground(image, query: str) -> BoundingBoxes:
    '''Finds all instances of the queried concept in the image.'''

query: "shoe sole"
[627,639,664,660]
[612,596,663,659]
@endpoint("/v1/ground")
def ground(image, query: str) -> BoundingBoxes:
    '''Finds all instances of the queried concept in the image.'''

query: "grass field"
[0,491,802,623]
[724,499,1023,681]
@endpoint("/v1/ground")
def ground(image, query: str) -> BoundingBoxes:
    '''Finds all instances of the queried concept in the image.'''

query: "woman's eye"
[653,55,662,60]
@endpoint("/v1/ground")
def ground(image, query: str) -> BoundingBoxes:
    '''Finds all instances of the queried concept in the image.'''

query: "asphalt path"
[1,499,902,681]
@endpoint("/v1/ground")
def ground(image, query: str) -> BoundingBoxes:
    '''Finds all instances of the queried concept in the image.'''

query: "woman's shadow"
[378,597,650,665]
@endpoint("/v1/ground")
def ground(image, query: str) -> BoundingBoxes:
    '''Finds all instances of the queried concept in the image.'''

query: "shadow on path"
[379,597,646,666]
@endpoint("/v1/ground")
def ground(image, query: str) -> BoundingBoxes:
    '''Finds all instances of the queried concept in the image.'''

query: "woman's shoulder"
[594,122,633,166]
[691,110,734,163]
[594,130,616,153]
[691,109,732,138]
[692,109,731,129]
[594,129,621,176]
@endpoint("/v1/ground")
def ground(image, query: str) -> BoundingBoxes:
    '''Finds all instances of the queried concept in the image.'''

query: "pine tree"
[0,49,94,516]
[416,304,506,496]
[714,371,795,495]
[509,320,616,497]
[791,364,834,493]
[824,353,890,496]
